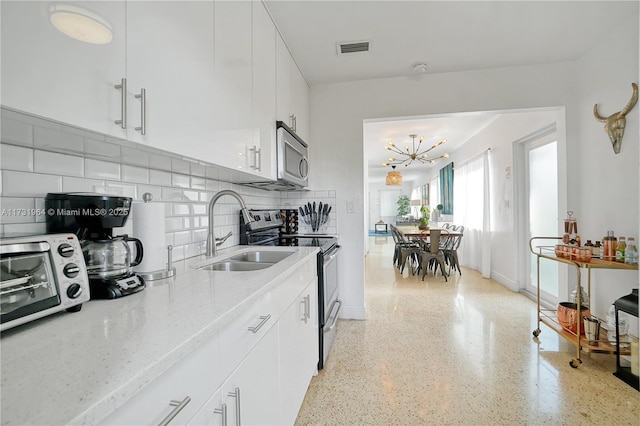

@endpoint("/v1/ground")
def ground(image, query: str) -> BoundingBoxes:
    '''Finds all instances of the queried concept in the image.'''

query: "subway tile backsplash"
[1,108,338,260]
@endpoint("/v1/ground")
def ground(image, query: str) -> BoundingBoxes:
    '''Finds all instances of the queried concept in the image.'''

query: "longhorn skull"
[593,82,638,154]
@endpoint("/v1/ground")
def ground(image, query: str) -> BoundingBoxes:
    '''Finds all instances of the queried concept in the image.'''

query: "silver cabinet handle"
[304,294,310,322]
[227,387,241,426]
[135,88,147,135]
[255,146,261,171]
[247,314,271,334]
[299,298,307,323]
[158,396,191,426]
[293,115,297,132]
[213,403,227,426]
[114,77,127,129]
[289,114,295,130]
[249,146,261,171]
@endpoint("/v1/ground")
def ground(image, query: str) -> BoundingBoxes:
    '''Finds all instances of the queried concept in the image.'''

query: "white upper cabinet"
[251,1,277,180]
[291,62,310,143]
[275,32,310,143]
[1,1,127,139]
[125,1,215,163]
[212,0,253,174]
[276,33,293,129]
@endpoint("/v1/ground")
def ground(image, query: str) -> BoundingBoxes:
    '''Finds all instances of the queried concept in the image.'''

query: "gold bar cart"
[529,237,638,368]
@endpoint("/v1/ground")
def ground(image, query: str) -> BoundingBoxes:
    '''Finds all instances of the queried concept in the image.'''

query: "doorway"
[520,128,559,303]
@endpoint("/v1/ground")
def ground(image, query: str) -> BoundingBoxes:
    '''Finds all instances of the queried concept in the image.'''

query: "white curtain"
[429,175,440,218]
[453,150,492,278]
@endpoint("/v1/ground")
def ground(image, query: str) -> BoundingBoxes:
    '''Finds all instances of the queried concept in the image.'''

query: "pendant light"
[386,166,402,186]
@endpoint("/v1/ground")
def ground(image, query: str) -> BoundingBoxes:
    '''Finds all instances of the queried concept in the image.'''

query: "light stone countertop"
[0,245,319,426]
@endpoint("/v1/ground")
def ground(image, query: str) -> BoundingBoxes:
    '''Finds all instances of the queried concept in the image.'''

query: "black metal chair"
[443,226,464,275]
[420,229,448,281]
[390,225,418,270]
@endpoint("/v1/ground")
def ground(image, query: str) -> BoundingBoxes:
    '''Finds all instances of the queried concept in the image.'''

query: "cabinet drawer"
[217,291,277,379]
[218,255,316,378]
[267,255,317,316]
[100,335,221,426]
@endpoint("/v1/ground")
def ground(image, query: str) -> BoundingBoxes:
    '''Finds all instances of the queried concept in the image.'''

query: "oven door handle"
[324,299,342,332]
[323,244,341,264]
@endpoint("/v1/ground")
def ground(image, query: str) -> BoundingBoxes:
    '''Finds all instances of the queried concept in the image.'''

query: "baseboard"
[338,305,366,320]
[491,270,518,292]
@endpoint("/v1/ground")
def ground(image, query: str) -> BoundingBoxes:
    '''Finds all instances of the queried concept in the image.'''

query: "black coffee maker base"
[89,275,146,300]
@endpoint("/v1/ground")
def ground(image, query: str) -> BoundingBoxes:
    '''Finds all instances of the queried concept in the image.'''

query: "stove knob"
[58,243,74,258]
[66,283,83,299]
[63,263,80,278]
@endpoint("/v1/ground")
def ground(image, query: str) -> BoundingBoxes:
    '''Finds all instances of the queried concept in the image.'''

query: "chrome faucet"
[206,190,255,257]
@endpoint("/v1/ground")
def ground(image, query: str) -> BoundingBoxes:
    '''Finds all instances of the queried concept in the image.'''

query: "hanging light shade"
[386,165,403,186]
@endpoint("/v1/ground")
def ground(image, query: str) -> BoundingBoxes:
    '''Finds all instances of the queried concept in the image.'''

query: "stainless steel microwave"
[242,121,309,191]
[276,121,309,188]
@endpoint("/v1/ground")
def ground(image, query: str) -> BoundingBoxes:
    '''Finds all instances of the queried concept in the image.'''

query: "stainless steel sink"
[193,248,296,272]
[229,251,293,263]
[198,261,273,272]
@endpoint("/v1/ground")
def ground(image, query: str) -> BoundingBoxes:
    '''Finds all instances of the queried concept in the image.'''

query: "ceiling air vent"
[337,40,370,55]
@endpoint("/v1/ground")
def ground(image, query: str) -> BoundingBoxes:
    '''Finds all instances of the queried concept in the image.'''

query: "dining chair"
[390,225,417,269]
[399,237,423,275]
[420,229,448,281]
[443,226,464,275]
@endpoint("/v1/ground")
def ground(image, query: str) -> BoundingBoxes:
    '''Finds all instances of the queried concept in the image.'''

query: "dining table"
[395,225,462,239]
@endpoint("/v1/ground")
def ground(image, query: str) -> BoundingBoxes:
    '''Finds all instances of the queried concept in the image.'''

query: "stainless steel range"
[240,209,341,370]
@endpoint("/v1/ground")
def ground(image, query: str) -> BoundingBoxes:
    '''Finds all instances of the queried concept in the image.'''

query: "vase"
[418,222,429,230]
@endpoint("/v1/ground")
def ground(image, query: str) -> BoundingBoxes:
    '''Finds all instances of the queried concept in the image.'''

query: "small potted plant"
[418,205,431,230]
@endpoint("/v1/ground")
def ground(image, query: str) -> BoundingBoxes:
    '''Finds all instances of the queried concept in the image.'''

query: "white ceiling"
[364,112,500,183]
[264,0,638,184]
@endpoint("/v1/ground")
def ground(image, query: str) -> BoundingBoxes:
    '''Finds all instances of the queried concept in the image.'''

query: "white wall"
[310,13,638,320]
[575,15,640,322]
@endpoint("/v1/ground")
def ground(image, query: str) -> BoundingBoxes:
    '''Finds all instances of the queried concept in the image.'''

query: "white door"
[251,1,277,179]
[125,1,215,162]
[222,326,281,426]
[1,1,126,139]
[213,0,253,173]
[279,280,318,425]
[524,137,559,302]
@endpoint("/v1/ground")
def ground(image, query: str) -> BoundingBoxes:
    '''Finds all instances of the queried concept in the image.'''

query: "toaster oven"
[0,233,90,332]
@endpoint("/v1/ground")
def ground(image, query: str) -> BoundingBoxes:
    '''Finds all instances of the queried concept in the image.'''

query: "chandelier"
[385,165,402,186]
[382,134,449,168]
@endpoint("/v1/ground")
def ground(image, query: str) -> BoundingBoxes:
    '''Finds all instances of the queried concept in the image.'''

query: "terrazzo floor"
[295,236,640,425]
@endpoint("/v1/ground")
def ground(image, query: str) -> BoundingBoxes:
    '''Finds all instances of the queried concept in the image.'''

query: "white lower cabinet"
[101,256,318,426]
[189,326,279,426]
[279,280,319,425]
[100,335,221,426]
[187,388,225,426]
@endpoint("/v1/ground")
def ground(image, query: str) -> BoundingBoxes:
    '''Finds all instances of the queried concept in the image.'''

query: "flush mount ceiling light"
[382,134,449,168]
[49,4,113,45]
[385,165,403,186]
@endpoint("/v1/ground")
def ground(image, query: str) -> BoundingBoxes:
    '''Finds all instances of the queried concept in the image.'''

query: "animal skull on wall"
[593,82,638,154]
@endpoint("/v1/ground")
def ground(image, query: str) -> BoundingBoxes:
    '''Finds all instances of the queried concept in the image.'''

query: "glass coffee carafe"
[82,236,143,281]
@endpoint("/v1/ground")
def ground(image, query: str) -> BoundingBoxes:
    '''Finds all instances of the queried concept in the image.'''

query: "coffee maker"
[45,192,145,299]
